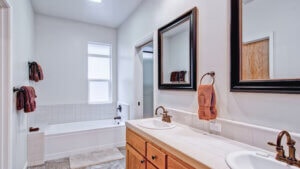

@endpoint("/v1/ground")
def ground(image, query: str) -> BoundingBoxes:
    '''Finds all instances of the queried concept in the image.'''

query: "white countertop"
[126,118,271,169]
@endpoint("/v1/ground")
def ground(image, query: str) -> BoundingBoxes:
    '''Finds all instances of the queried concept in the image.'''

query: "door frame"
[134,32,155,119]
[0,0,12,169]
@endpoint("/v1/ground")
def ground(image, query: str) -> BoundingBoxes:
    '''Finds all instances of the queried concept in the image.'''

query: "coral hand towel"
[198,85,217,120]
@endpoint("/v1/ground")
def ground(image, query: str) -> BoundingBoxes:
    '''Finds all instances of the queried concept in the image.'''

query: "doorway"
[135,41,154,119]
[142,42,154,118]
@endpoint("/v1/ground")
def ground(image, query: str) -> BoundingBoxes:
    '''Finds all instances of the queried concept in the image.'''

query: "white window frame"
[88,42,112,104]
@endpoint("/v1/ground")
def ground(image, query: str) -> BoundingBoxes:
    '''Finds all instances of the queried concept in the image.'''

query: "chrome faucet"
[268,130,300,167]
[155,106,172,123]
[155,106,166,115]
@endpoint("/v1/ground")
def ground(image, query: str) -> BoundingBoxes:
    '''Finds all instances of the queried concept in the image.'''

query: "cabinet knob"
[140,159,145,164]
[151,155,157,160]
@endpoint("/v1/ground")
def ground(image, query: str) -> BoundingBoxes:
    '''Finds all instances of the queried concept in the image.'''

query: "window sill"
[88,101,113,105]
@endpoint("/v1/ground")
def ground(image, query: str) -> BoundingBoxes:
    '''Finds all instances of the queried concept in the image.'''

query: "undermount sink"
[138,118,175,130]
[226,151,298,169]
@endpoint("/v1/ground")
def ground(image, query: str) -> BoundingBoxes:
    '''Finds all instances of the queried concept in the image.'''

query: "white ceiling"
[31,0,144,28]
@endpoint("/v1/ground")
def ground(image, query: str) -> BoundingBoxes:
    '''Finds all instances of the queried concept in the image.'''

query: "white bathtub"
[44,119,126,160]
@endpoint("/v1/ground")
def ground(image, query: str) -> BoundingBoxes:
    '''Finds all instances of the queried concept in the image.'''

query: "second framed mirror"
[158,7,197,90]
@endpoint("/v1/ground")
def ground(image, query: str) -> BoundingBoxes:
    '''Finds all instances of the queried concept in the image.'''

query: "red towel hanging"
[16,86,37,113]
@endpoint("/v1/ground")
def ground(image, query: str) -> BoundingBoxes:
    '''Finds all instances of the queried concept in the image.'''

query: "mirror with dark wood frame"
[158,7,197,90]
[231,0,300,93]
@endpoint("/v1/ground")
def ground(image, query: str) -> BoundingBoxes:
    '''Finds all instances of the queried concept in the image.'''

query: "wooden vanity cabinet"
[126,128,194,169]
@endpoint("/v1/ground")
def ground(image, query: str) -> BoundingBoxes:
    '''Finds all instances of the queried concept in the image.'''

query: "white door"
[142,52,154,118]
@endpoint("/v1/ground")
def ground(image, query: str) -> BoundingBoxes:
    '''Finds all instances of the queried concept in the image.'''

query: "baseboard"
[45,142,126,161]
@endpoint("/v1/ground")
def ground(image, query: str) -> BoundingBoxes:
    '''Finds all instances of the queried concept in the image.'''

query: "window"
[88,42,112,103]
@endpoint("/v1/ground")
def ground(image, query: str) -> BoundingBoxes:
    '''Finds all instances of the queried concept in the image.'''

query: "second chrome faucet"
[268,130,300,167]
[155,106,172,123]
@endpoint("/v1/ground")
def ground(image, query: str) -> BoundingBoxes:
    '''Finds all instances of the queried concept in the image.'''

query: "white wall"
[118,0,300,133]
[7,0,35,168]
[34,14,117,105]
[243,0,300,79]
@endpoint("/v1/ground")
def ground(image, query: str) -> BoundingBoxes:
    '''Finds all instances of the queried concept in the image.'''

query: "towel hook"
[200,71,215,85]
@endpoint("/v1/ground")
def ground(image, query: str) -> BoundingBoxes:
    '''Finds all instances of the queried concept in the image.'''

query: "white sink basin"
[138,119,175,130]
[226,151,298,169]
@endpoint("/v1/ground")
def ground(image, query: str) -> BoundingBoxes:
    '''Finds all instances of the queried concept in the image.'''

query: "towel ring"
[200,71,215,85]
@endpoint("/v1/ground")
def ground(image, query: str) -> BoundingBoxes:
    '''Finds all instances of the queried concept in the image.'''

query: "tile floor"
[28,148,126,169]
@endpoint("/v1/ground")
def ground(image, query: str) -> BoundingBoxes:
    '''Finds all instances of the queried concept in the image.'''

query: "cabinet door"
[168,156,189,169]
[127,129,146,155]
[127,144,146,169]
[147,161,158,169]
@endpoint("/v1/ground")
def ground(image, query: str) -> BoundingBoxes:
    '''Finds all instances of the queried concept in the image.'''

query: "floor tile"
[28,148,126,169]
[45,158,70,169]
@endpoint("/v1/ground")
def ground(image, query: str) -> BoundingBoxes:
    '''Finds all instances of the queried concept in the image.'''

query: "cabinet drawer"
[126,144,146,169]
[126,129,146,156]
[168,156,190,169]
[147,143,166,169]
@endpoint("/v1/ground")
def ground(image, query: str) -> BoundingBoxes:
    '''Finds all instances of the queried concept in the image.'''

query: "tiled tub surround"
[28,103,117,126]
[166,107,300,156]
[126,119,266,169]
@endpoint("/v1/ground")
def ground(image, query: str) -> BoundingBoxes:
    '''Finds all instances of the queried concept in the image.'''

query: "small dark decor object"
[29,127,39,132]
[170,72,179,82]
[178,71,187,82]
[170,71,187,82]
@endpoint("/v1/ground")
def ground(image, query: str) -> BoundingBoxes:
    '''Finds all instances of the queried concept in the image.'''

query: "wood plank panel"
[242,39,269,80]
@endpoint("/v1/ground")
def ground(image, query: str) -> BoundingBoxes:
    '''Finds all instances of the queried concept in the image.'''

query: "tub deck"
[44,119,126,160]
